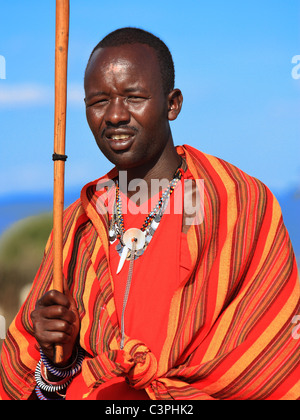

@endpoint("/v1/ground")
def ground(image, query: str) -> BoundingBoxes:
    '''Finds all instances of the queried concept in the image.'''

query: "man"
[0,28,299,400]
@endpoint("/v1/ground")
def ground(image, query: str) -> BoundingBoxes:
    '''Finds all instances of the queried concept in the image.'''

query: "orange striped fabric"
[0,145,299,400]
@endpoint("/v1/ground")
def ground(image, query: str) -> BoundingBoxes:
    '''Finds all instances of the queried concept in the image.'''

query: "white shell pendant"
[123,228,145,250]
[116,229,145,274]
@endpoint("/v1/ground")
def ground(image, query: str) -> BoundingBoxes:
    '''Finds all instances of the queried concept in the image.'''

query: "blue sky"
[0,0,299,199]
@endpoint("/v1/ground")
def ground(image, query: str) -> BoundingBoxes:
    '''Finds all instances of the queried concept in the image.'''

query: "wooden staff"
[53,0,69,364]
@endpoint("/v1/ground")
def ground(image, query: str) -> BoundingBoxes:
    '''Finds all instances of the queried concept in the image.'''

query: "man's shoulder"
[182,144,269,190]
[181,144,277,209]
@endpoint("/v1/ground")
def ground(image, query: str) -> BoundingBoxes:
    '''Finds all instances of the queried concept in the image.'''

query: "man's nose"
[105,98,130,126]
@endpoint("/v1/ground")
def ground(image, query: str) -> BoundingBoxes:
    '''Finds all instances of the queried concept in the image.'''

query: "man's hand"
[30,279,80,367]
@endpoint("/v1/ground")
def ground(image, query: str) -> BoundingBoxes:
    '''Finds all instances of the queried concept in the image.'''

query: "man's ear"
[167,89,183,121]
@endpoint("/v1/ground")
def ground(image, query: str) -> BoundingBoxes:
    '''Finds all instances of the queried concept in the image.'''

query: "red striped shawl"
[0,145,299,400]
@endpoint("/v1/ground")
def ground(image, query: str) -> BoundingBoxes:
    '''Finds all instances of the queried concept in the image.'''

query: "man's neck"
[117,143,182,201]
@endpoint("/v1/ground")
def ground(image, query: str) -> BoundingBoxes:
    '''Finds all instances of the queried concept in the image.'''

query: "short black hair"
[85,27,175,95]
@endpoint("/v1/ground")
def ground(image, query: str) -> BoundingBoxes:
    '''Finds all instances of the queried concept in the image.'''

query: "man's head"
[84,28,183,172]
[85,27,175,95]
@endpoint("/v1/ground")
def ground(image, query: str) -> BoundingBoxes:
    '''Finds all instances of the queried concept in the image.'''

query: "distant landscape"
[0,189,80,235]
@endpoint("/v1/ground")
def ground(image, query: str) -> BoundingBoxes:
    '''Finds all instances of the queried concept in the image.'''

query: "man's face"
[84,44,176,170]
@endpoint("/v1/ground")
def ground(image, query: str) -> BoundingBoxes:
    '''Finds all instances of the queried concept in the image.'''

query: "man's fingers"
[38,329,74,345]
[33,318,75,347]
[40,305,76,324]
[41,318,75,334]
[30,285,80,366]
[35,289,70,309]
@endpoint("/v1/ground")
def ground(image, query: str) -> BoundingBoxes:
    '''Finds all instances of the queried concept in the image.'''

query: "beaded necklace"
[109,163,184,274]
[109,161,185,348]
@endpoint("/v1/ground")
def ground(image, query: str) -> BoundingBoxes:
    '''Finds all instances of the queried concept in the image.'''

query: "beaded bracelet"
[35,385,65,401]
[39,347,85,379]
[40,360,73,387]
[35,360,73,393]
[35,347,85,400]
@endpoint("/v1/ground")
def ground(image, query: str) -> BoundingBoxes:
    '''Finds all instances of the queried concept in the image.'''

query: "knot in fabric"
[123,339,158,390]
[133,351,148,364]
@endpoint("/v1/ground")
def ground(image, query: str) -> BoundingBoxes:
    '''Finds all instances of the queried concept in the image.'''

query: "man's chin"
[102,149,140,171]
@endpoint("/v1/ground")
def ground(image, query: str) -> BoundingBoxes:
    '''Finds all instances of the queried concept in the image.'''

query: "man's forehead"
[89,43,159,71]
[84,43,164,93]
[107,62,125,73]
[95,59,131,76]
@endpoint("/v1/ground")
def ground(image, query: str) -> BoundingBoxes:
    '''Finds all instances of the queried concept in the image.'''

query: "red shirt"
[66,170,193,400]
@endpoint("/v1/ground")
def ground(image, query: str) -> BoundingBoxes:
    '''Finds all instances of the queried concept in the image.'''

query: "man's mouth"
[109,134,132,141]
[103,128,137,151]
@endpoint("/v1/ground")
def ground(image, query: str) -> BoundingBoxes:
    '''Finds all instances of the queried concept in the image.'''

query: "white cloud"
[0,83,51,106]
[0,83,84,107]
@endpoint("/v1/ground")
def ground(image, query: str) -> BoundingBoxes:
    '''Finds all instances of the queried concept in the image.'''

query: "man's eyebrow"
[85,91,107,100]
[123,87,149,94]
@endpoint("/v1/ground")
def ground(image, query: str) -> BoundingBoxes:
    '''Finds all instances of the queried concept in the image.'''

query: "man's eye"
[97,99,109,104]
[86,98,108,108]
[91,98,109,106]
[127,96,146,103]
